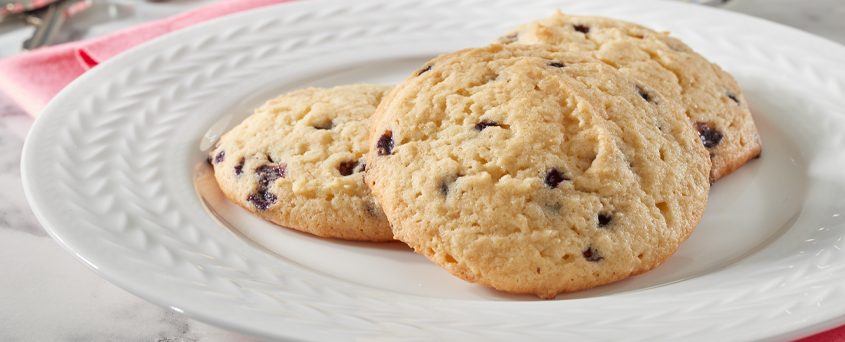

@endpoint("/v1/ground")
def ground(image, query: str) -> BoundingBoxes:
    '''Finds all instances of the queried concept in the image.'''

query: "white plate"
[21,0,845,340]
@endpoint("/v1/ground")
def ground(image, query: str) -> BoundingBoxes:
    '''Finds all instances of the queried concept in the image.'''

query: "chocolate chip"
[474,120,500,131]
[544,168,569,189]
[544,202,562,214]
[255,163,286,189]
[247,163,286,211]
[234,158,245,176]
[313,120,333,130]
[583,246,603,262]
[636,85,652,103]
[417,64,432,76]
[500,32,518,44]
[548,61,565,68]
[214,150,225,164]
[365,202,381,217]
[439,175,462,197]
[726,91,740,104]
[247,192,277,211]
[338,160,358,176]
[376,130,394,156]
[598,213,612,227]
[573,24,590,34]
[694,122,723,148]
[439,181,450,196]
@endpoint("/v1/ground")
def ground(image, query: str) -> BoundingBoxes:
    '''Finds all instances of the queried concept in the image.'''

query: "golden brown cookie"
[365,44,710,298]
[500,11,761,181]
[210,84,393,241]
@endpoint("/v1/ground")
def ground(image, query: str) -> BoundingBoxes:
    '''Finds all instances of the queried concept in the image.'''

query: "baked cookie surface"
[500,12,761,181]
[366,44,710,298]
[210,84,393,241]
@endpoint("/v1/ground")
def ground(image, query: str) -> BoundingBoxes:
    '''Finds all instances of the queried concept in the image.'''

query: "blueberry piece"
[338,160,358,176]
[474,120,500,131]
[247,162,286,211]
[500,32,519,44]
[573,24,590,34]
[255,163,286,189]
[417,64,432,76]
[598,212,612,227]
[313,120,333,130]
[583,246,603,262]
[636,85,652,103]
[726,91,740,104]
[376,130,394,156]
[439,174,463,197]
[695,122,723,148]
[234,158,245,176]
[247,192,277,211]
[214,150,225,164]
[544,168,569,189]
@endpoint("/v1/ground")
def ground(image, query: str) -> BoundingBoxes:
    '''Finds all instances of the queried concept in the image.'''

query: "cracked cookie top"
[365,44,710,298]
[500,11,761,181]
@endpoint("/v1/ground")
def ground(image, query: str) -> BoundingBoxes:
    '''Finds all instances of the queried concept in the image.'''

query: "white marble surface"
[0,0,843,341]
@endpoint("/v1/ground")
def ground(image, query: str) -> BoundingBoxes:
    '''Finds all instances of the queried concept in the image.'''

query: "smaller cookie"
[210,84,393,241]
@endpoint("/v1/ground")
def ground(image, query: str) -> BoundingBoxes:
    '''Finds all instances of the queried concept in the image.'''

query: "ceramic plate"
[21,0,845,340]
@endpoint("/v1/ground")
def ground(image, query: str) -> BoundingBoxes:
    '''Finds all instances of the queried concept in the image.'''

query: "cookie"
[500,11,761,181]
[210,84,393,241]
[365,44,710,298]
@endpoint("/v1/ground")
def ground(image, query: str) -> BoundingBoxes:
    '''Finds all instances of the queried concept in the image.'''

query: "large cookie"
[365,44,710,298]
[500,12,761,181]
[210,84,393,241]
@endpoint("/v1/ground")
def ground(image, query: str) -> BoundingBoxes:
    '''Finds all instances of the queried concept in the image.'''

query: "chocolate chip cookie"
[365,44,710,298]
[210,84,393,241]
[500,11,761,181]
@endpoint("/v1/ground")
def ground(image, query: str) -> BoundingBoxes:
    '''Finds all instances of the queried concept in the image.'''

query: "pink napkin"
[801,327,845,342]
[0,0,289,116]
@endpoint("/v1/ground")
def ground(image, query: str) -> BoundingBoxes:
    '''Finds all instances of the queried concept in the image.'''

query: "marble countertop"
[1,0,843,341]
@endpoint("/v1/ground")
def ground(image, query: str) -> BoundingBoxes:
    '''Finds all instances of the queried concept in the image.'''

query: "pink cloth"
[0,0,289,116]
[1,1,845,340]
[800,326,845,342]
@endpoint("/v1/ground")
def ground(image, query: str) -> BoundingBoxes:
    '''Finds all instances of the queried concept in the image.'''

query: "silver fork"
[21,0,92,50]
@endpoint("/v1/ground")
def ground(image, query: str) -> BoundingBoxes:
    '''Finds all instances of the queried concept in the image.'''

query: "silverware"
[21,0,91,50]
[0,0,58,19]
